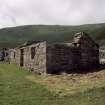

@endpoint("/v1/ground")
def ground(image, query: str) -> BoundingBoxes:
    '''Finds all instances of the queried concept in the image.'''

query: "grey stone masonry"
[9,32,99,74]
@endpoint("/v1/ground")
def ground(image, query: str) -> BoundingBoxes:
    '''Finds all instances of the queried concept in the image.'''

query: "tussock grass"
[26,70,105,96]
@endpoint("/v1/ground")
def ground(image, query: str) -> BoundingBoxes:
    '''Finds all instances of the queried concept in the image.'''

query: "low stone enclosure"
[8,32,99,74]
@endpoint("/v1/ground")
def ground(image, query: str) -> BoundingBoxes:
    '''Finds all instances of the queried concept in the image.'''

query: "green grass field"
[0,62,105,105]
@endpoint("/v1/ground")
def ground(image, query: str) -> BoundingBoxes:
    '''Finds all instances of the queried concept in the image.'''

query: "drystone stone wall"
[8,32,99,74]
[21,41,46,74]
[47,44,73,74]
[73,32,99,69]
[9,41,47,74]
[9,49,21,66]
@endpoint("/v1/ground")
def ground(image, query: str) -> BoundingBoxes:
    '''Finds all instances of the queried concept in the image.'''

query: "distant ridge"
[0,23,105,48]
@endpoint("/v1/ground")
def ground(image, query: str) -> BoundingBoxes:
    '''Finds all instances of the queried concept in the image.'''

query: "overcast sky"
[0,0,105,28]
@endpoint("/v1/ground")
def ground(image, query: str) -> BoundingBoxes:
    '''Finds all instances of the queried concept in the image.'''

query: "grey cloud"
[0,0,105,28]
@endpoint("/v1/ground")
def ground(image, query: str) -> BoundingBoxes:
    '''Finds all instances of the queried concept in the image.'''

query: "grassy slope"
[0,62,105,105]
[0,23,105,48]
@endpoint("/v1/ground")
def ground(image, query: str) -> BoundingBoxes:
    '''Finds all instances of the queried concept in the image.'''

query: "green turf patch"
[0,62,105,105]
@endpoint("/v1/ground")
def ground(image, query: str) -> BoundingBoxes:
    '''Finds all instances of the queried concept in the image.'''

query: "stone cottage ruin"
[9,32,99,74]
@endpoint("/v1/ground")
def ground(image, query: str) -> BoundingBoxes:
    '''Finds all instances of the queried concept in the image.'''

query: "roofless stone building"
[9,32,99,74]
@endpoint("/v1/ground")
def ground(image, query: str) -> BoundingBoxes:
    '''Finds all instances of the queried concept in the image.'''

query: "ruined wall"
[9,49,16,64]
[80,41,99,69]
[9,42,47,74]
[100,49,105,64]
[46,44,80,74]
[15,49,21,66]
[23,41,47,74]
[9,49,21,65]
[8,32,99,74]
[73,32,99,69]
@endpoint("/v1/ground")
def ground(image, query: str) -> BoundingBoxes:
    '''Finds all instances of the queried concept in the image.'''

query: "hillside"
[0,23,105,48]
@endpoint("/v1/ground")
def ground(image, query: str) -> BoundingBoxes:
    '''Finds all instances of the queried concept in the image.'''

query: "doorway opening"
[20,49,24,67]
